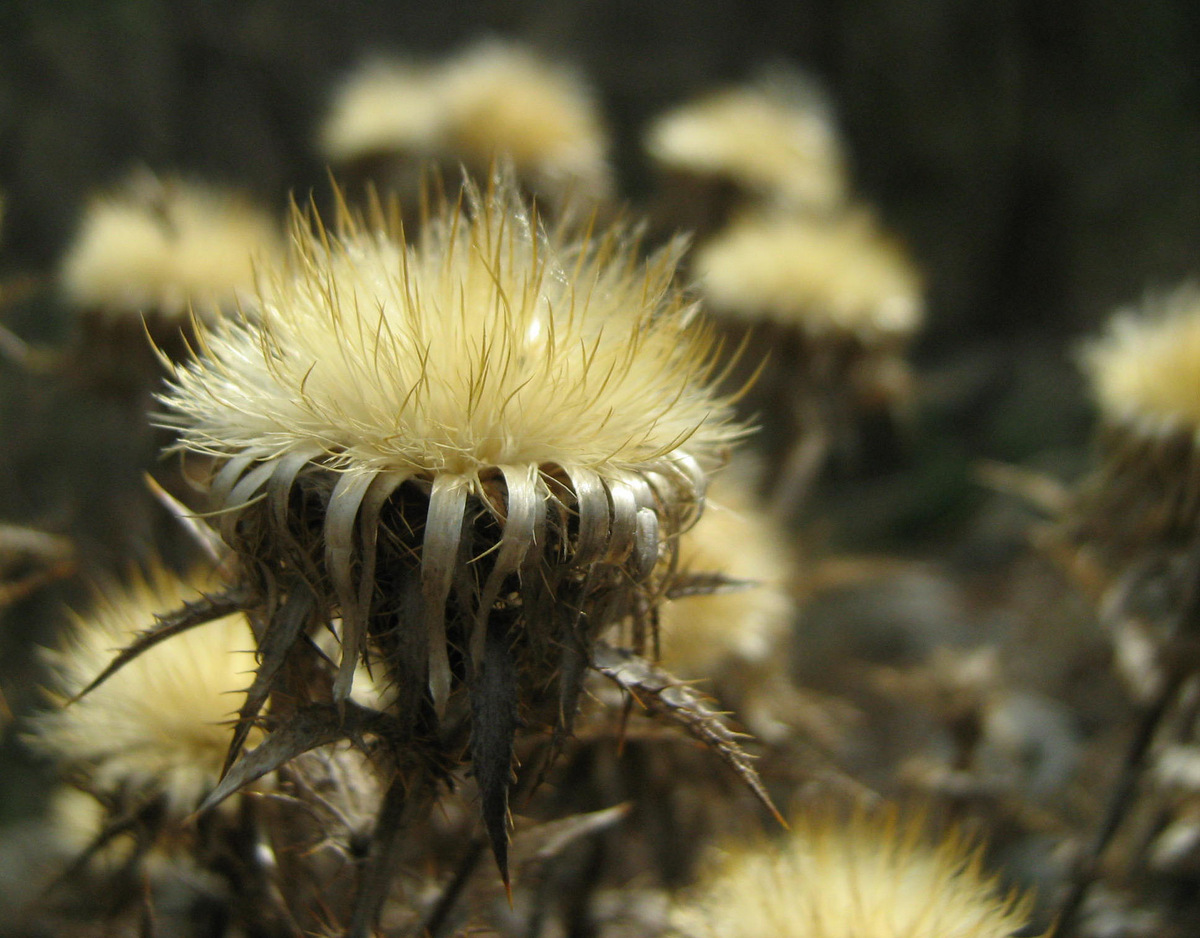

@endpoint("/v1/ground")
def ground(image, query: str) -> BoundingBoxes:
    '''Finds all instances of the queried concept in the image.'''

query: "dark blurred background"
[5,1,1200,338]
[1,0,1198,838]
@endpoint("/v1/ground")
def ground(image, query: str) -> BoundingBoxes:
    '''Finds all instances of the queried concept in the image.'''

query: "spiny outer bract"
[672,807,1045,938]
[645,70,847,212]
[28,568,259,815]
[157,170,741,884]
[657,468,795,680]
[693,209,923,341]
[1081,286,1200,439]
[59,172,283,321]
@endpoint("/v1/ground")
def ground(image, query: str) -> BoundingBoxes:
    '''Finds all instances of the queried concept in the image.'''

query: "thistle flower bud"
[155,170,740,898]
[672,806,1045,938]
[1049,287,1200,936]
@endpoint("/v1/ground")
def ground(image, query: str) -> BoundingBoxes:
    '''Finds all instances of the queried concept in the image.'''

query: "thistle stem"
[1055,672,1182,936]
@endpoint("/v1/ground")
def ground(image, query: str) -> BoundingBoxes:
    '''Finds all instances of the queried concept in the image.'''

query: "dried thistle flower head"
[645,70,848,213]
[27,566,258,815]
[1082,286,1200,440]
[321,42,611,208]
[59,171,283,322]
[693,208,921,519]
[319,58,447,165]
[1067,287,1200,562]
[694,209,923,342]
[673,806,1044,938]
[438,41,612,203]
[156,170,739,890]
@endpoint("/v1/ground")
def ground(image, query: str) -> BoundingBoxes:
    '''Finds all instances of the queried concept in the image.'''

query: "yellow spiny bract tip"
[694,209,923,340]
[59,171,284,321]
[1081,286,1200,438]
[161,172,738,479]
[673,806,1045,938]
[657,469,795,679]
[645,72,848,211]
[28,566,258,815]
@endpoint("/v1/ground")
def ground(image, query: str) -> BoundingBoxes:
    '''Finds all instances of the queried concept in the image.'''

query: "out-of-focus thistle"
[26,565,379,934]
[672,805,1046,938]
[61,171,282,325]
[644,68,848,239]
[437,41,612,205]
[28,566,259,818]
[693,209,923,518]
[1069,286,1200,701]
[1053,286,1200,934]
[657,466,808,744]
[120,169,746,932]
[1073,286,1200,583]
[58,170,283,394]
[25,568,265,928]
[320,41,611,214]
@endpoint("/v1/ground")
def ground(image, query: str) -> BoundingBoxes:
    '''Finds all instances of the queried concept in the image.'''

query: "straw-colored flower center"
[163,180,734,478]
[1083,289,1200,436]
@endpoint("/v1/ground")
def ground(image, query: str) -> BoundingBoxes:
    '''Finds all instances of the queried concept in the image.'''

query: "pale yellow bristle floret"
[694,210,923,339]
[439,41,612,200]
[657,471,794,678]
[161,176,735,479]
[319,58,447,163]
[673,808,1044,938]
[645,75,847,211]
[1082,287,1200,436]
[59,173,283,320]
[29,569,258,814]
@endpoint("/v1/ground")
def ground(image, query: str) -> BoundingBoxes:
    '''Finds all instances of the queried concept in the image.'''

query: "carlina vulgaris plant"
[692,206,924,520]
[1051,285,1200,934]
[80,168,769,934]
[670,802,1048,938]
